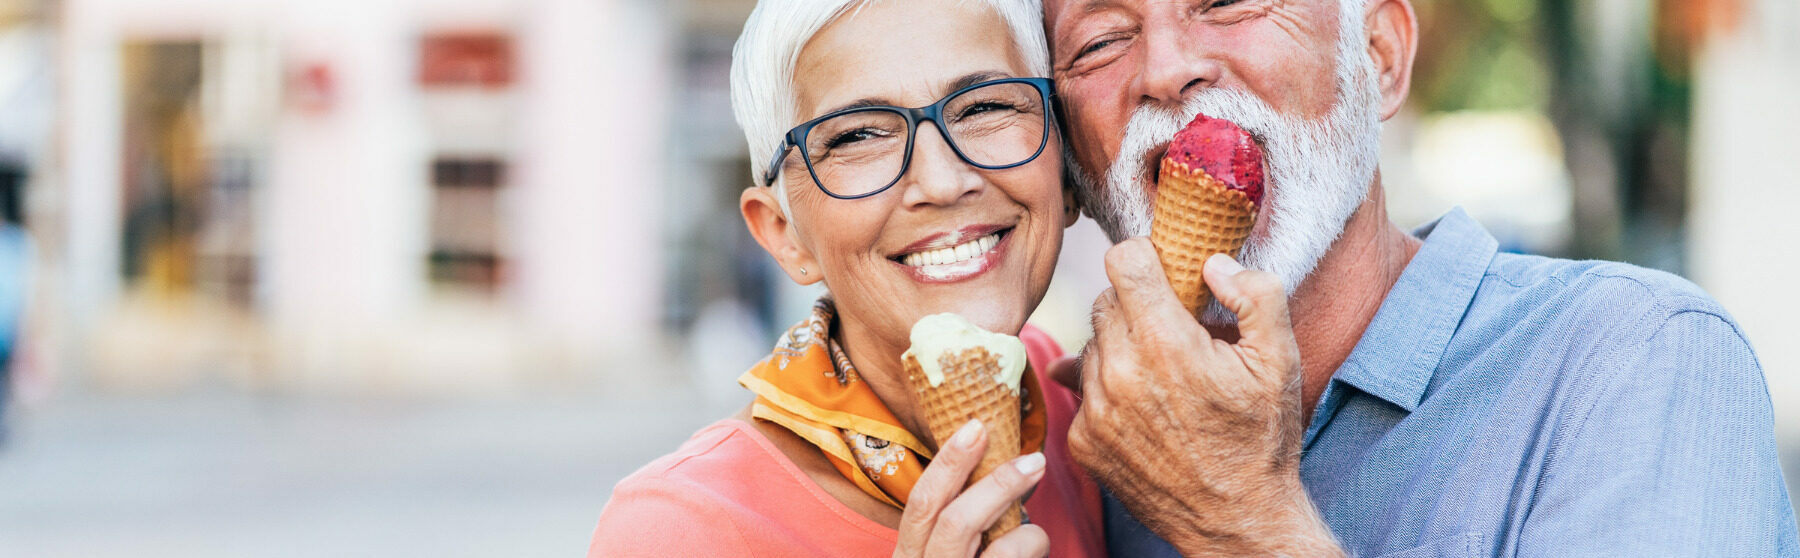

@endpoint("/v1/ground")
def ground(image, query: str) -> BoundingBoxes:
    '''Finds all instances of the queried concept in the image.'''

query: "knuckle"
[934,507,981,541]
[987,460,1027,490]
[1244,270,1286,298]
[1067,420,1095,456]
[905,485,941,514]
[1107,240,1157,273]
[1103,243,1131,270]
[1092,288,1117,313]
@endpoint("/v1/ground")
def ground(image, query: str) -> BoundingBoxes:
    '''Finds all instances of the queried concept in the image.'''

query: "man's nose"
[898,123,984,207]
[1136,18,1222,105]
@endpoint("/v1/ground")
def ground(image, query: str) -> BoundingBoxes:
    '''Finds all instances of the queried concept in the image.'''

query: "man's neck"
[1287,179,1421,419]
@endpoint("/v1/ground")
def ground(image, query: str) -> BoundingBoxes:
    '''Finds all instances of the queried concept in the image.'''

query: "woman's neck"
[833,315,937,450]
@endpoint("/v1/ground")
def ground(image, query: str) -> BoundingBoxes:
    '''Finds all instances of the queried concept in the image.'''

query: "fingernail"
[950,419,982,449]
[1208,253,1245,276]
[1014,452,1046,474]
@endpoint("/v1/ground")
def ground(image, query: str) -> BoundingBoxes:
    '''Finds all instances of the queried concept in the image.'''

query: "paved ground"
[0,387,745,557]
[4,387,1798,557]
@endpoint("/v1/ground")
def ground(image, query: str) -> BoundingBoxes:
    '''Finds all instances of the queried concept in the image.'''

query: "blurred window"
[428,156,506,290]
[419,33,513,88]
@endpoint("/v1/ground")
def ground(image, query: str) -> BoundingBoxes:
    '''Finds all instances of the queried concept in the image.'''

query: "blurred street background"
[0,0,1796,555]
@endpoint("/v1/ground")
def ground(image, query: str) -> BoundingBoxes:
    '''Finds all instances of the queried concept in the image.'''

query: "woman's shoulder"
[1019,324,1077,419]
[589,420,760,555]
[1018,323,1065,370]
[607,420,766,492]
[1017,324,1109,558]
[589,419,898,557]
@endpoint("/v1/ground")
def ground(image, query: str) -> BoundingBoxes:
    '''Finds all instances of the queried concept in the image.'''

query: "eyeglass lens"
[801,81,1047,198]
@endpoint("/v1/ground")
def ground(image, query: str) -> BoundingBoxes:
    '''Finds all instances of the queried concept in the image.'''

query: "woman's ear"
[741,186,823,285]
[1061,171,1082,228]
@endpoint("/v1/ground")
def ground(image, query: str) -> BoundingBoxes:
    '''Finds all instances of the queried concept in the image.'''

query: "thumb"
[1204,254,1298,367]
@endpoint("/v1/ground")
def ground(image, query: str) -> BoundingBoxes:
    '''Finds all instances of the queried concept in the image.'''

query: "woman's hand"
[892,419,1050,558]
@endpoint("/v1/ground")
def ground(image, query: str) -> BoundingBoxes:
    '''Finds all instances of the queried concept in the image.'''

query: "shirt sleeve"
[1516,310,1800,556]
[588,474,754,558]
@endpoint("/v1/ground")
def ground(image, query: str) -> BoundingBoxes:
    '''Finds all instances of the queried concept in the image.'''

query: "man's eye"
[1077,38,1118,60]
[1209,0,1244,9]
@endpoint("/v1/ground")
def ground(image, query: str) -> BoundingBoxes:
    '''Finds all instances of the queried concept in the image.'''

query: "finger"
[1081,289,1128,410]
[1204,254,1299,369]
[1046,356,1080,395]
[1075,338,1104,419]
[895,419,987,557]
[978,524,1050,558]
[924,452,1049,558]
[1104,239,1209,335]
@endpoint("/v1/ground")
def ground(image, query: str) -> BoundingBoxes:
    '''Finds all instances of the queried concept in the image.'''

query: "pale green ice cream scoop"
[902,313,1028,394]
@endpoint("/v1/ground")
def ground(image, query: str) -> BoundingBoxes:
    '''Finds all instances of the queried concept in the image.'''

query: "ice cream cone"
[1152,156,1257,317]
[903,346,1024,544]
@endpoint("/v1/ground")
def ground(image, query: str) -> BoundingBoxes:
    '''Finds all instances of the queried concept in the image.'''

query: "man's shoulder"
[1479,252,1733,329]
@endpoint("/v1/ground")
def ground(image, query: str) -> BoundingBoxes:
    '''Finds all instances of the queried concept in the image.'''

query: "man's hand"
[1068,239,1341,557]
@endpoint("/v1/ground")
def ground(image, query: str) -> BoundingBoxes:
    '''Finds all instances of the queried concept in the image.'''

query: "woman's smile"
[888,223,1015,283]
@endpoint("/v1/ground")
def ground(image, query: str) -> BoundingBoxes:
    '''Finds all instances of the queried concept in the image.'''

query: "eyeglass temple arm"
[762,138,796,186]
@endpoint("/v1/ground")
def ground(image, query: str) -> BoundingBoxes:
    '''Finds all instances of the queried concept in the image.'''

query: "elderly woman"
[590,0,1103,556]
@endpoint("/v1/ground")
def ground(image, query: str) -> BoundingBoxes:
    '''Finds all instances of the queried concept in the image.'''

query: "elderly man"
[1043,0,1800,556]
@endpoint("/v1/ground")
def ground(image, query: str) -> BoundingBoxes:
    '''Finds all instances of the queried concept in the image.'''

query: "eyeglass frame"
[759,77,1058,200]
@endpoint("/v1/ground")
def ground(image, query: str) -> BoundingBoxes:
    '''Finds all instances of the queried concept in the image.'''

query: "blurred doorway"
[119,40,259,307]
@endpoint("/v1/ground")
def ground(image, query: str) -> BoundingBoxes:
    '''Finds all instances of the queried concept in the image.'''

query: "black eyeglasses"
[761,77,1056,200]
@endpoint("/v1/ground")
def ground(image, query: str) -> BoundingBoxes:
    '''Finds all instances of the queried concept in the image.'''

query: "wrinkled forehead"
[791,0,1032,122]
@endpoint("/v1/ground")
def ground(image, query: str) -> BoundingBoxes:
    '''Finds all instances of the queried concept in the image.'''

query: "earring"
[800,267,808,276]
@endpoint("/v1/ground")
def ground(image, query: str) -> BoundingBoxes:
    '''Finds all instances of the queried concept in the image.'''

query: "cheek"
[802,206,890,273]
[1219,29,1337,120]
[1063,78,1133,173]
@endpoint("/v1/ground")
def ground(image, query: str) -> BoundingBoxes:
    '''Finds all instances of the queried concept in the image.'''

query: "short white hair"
[729,0,1050,215]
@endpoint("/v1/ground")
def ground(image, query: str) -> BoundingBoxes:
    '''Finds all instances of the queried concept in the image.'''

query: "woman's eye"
[1209,0,1244,9]
[958,102,1018,119]
[825,129,884,149]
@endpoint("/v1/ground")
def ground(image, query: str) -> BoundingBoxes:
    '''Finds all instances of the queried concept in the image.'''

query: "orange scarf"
[739,298,1046,508]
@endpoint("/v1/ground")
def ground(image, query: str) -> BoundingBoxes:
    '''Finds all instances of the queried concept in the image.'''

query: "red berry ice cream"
[1150,113,1266,317]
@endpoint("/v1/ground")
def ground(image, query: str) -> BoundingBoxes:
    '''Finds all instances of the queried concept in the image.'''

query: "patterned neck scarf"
[739,298,1047,509]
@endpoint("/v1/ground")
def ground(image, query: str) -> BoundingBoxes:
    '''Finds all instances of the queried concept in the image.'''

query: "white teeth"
[902,232,1000,268]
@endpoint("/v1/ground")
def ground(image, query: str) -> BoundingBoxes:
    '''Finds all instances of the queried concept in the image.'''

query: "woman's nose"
[898,124,985,207]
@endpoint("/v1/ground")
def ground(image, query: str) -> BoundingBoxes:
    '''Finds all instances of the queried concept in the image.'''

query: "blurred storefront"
[33,0,773,394]
[1687,0,1800,440]
[2,0,1793,413]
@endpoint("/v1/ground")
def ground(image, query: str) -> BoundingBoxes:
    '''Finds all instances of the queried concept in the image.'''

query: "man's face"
[1047,0,1344,181]
[1046,0,1385,319]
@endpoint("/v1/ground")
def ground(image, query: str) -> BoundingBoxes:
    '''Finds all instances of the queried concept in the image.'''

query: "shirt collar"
[1331,207,1497,412]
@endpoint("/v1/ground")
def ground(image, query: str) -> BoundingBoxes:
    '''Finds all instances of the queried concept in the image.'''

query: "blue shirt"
[1105,208,1799,557]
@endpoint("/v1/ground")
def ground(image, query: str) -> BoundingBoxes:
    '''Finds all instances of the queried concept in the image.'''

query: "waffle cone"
[1151,157,1256,317]
[903,347,1024,544]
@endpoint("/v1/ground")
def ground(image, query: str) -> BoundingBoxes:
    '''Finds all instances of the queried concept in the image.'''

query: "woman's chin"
[890,277,1035,336]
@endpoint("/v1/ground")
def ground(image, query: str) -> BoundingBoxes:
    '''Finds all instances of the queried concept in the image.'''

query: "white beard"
[1069,5,1384,325]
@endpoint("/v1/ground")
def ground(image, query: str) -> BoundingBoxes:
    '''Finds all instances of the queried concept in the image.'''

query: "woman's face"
[773,0,1067,343]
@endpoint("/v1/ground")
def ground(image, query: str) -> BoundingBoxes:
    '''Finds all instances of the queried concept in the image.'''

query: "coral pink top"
[589,326,1104,557]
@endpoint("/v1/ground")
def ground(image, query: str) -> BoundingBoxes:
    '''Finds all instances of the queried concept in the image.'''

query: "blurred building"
[1687,0,1800,443]
[22,0,788,394]
[1,0,1793,415]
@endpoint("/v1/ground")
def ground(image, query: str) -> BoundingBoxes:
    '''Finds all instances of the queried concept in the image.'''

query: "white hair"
[1069,0,1383,324]
[729,0,1050,217]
